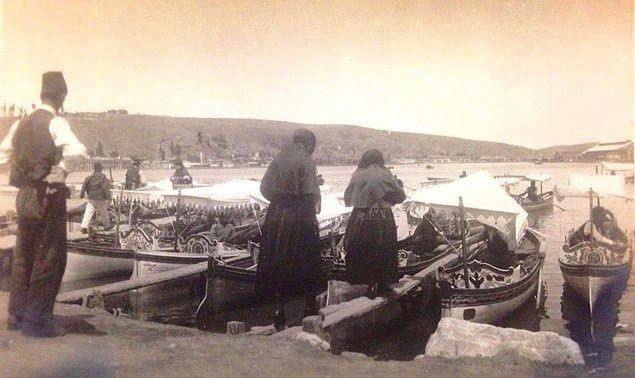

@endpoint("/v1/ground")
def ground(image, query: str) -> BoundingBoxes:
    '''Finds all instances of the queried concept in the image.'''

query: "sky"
[1,0,633,149]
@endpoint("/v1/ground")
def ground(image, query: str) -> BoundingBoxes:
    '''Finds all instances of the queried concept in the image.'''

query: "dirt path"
[0,292,594,377]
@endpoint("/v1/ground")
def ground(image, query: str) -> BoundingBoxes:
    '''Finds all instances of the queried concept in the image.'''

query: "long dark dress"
[255,142,321,300]
[343,164,406,286]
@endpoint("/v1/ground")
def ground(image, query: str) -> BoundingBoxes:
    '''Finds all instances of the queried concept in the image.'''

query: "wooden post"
[128,183,136,227]
[459,196,469,289]
[114,186,124,247]
[589,188,594,237]
[174,189,182,251]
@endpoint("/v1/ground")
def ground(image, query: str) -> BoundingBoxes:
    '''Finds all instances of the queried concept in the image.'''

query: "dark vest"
[9,109,62,188]
[125,167,141,190]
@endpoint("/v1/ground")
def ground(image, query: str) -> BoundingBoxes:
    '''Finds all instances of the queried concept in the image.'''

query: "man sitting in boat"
[170,159,192,186]
[398,208,445,258]
[518,181,539,202]
[478,227,518,270]
[570,206,627,248]
[209,214,235,242]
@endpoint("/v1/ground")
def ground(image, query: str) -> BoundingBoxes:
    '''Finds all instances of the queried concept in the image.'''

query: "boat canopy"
[494,176,522,186]
[406,171,528,248]
[248,192,353,224]
[523,174,551,182]
[601,162,635,172]
[554,174,629,199]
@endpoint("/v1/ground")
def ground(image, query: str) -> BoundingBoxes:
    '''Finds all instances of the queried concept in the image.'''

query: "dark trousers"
[9,189,67,328]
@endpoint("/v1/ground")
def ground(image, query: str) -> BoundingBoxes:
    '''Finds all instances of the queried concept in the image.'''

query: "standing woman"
[344,149,406,298]
[256,128,321,330]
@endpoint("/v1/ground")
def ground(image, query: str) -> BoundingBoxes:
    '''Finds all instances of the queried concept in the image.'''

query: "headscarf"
[292,128,316,154]
[260,128,320,202]
[357,149,385,169]
[344,149,406,208]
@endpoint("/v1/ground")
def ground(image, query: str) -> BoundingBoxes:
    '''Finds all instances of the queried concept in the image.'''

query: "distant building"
[582,140,633,162]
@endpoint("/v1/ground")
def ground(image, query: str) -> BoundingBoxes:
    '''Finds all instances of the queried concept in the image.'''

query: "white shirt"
[0,104,88,182]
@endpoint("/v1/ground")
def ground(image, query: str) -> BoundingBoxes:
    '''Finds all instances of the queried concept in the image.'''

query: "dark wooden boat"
[517,191,553,213]
[437,230,544,324]
[558,233,631,309]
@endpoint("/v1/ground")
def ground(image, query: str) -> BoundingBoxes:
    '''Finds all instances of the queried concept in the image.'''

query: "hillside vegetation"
[0,114,589,164]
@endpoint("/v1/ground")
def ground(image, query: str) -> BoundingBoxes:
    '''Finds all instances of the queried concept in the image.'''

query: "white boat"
[495,174,553,213]
[555,174,632,312]
[64,231,135,282]
[407,171,544,324]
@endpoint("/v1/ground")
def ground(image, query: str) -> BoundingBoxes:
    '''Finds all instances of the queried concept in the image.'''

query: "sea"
[1,161,633,364]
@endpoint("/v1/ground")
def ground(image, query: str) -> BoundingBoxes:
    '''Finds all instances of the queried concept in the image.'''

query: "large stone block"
[421,318,584,365]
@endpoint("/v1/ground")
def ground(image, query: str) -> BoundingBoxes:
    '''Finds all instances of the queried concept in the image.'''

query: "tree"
[158,146,166,161]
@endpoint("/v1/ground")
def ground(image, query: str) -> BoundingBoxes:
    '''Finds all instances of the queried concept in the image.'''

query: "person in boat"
[343,149,406,298]
[170,158,192,186]
[479,227,517,270]
[397,208,445,258]
[570,206,627,248]
[256,128,322,330]
[209,214,235,242]
[0,72,88,337]
[79,162,112,233]
[519,181,539,202]
[459,171,467,178]
[124,157,146,190]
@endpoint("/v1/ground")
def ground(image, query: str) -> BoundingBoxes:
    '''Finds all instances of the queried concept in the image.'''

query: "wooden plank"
[321,253,460,329]
[56,254,248,304]
[56,261,208,303]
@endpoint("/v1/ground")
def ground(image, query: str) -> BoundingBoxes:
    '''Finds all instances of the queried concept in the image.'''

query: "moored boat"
[437,230,543,323]
[407,170,541,324]
[555,174,632,311]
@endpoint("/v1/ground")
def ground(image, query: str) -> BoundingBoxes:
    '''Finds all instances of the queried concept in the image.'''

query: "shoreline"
[0,291,592,377]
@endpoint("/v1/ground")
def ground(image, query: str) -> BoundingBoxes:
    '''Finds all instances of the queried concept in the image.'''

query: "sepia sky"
[1,0,633,149]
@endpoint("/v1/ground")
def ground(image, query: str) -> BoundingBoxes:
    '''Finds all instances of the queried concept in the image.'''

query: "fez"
[40,71,68,101]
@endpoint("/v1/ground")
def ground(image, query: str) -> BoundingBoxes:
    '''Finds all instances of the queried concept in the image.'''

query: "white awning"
[554,174,629,199]
[601,162,635,172]
[523,174,551,182]
[584,141,633,154]
[407,171,528,248]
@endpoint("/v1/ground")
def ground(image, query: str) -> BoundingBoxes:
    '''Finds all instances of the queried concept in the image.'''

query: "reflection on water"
[561,273,629,367]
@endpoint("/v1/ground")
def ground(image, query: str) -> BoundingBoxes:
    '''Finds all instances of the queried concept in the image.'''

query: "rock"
[421,318,584,365]
[302,315,323,334]
[246,325,277,336]
[340,351,367,360]
[227,321,247,335]
[292,331,330,352]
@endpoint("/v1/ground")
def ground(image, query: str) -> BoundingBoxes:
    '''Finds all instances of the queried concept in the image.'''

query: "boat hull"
[559,256,631,303]
[520,192,553,213]
[439,260,542,324]
[63,240,134,282]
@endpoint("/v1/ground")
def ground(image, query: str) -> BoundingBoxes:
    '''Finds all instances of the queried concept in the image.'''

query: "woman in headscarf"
[343,149,406,298]
[256,128,322,330]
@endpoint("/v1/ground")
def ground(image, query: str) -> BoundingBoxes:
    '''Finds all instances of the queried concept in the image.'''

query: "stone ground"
[0,291,612,378]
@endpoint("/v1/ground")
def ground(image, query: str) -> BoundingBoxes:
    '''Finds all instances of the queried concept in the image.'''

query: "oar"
[531,192,567,211]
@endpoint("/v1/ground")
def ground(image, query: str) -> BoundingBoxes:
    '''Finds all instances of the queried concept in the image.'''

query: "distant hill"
[0,114,578,164]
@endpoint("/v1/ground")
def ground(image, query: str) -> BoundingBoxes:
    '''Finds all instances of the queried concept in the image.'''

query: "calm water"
[1,162,633,363]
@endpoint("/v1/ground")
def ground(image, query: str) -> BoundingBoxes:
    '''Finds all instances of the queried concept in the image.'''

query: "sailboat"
[407,171,545,324]
[555,174,632,313]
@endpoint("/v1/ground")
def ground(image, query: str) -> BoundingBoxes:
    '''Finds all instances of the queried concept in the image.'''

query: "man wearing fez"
[0,72,87,337]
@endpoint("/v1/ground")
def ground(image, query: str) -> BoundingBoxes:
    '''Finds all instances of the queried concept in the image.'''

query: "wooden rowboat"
[436,230,544,324]
[558,238,631,309]
[517,191,553,213]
